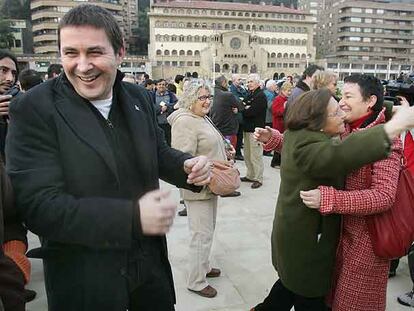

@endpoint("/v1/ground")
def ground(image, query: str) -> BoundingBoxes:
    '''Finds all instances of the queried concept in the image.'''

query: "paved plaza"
[26,156,411,311]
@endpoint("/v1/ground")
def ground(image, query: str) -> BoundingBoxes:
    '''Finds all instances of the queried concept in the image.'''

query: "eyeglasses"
[198,95,213,101]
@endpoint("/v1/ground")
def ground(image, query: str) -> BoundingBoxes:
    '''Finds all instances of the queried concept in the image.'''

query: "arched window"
[179,50,185,56]
[171,35,177,42]
[171,22,177,28]
[178,22,184,28]
[265,38,270,44]
[283,53,288,58]
[187,35,192,42]
[289,53,294,58]
[271,38,276,44]
[156,49,162,55]
[186,9,191,14]
[296,39,301,45]
[284,26,289,32]
[273,72,279,80]
[215,63,220,72]
[246,25,251,31]
[307,53,312,58]
[179,35,184,42]
[280,72,285,78]
[283,39,288,45]
[232,64,239,73]
[241,64,248,74]
[194,50,200,56]
[232,24,236,30]
[224,11,229,16]
[238,24,243,30]
[212,23,216,29]
[250,64,257,73]
[164,34,169,41]
[172,50,177,56]
[187,50,193,56]
[238,12,243,16]
[277,39,282,44]
[202,36,207,42]
[232,11,236,16]
[164,50,170,56]
[225,24,230,30]
[295,53,300,58]
[271,52,276,58]
[163,21,169,27]
[252,25,256,31]
[202,23,207,29]
[194,22,200,28]
[289,39,293,45]
[155,35,161,41]
[245,12,249,17]
[277,53,282,58]
[217,10,222,15]
[187,22,192,28]
[259,25,264,31]
[171,9,176,13]
[217,23,222,29]
[194,35,200,42]
[301,53,306,58]
[223,63,230,71]
[302,39,307,45]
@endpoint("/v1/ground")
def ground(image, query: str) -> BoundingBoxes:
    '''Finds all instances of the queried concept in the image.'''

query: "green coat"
[272,125,391,297]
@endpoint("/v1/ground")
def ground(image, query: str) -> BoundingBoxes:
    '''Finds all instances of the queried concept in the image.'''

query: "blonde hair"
[177,80,212,110]
[280,82,293,93]
[311,70,338,90]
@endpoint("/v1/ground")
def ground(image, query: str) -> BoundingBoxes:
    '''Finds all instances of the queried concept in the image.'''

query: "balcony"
[34,44,59,54]
[31,0,122,12]
[33,34,58,43]
[32,22,58,32]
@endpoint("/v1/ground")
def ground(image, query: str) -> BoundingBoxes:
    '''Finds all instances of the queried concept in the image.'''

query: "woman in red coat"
[270,82,292,167]
[300,75,403,311]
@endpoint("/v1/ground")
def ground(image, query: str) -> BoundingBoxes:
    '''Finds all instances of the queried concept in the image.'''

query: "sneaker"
[397,291,414,307]
[178,207,187,216]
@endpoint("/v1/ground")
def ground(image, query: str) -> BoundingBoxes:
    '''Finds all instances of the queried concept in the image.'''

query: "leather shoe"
[240,176,254,182]
[235,154,244,161]
[206,268,221,278]
[178,207,187,216]
[24,289,37,303]
[251,181,262,189]
[189,285,217,298]
[220,191,241,198]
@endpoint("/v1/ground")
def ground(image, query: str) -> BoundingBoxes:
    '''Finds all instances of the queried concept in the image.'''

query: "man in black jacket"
[241,74,267,189]
[210,75,244,150]
[6,5,211,311]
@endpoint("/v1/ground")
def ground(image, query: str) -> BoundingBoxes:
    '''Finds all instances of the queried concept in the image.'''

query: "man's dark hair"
[192,72,199,79]
[47,64,63,79]
[215,75,227,87]
[285,88,332,131]
[18,69,43,91]
[58,4,124,53]
[0,49,19,79]
[144,79,154,87]
[174,74,184,84]
[156,79,166,85]
[167,83,177,94]
[143,73,150,80]
[344,74,384,127]
[302,64,324,80]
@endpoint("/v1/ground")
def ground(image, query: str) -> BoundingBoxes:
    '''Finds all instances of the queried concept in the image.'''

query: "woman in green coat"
[251,88,414,311]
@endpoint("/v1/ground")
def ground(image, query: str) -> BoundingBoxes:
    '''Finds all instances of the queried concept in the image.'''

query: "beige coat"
[168,108,226,200]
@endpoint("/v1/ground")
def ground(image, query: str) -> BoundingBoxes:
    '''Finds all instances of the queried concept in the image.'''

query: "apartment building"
[316,0,414,79]
[30,0,138,55]
[148,0,316,79]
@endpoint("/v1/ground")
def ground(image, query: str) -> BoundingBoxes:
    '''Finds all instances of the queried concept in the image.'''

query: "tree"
[0,18,14,49]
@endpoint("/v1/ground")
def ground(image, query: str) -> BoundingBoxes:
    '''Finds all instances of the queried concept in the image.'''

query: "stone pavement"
[26,156,411,311]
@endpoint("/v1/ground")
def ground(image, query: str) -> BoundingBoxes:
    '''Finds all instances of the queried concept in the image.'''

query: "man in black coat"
[6,5,211,311]
[210,75,244,149]
[241,74,267,189]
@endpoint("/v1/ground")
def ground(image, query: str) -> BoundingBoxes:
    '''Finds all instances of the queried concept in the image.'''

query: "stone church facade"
[148,0,316,79]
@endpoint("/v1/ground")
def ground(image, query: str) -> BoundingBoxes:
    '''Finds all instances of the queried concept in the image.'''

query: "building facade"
[148,0,316,79]
[30,0,138,55]
[316,0,414,80]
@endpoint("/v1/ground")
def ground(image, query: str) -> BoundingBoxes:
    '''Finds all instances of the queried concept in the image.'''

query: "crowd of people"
[1,3,414,311]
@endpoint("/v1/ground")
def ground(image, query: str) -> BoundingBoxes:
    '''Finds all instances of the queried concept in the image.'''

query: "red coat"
[271,94,287,133]
[319,110,402,311]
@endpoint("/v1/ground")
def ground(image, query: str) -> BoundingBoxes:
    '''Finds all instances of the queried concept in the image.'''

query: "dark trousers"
[271,152,281,167]
[254,279,329,311]
[390,244,414,289]
[236,124,244,156]
[159,123,171,147]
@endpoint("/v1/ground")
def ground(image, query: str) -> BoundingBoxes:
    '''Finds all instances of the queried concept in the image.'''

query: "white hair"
[178,80,212,110]
[247,74,260,83]
[266,79,277,89]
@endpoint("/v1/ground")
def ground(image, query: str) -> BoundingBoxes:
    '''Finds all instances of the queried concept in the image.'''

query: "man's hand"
[183,155,211,186]
[300,189,321,209]
[0,95,12,117]
[254,126,274,144]
[138,189,177,235]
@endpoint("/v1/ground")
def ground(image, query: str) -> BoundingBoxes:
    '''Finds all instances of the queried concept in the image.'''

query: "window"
[350,17,362,23]
[164,50,170,56]
[187,50,193,56]
[195,61,200,66]
[172,50,177,55]
[156,49,161,55]
[179,50,185,56]
[351,8,362,13]
[187,61,193,66]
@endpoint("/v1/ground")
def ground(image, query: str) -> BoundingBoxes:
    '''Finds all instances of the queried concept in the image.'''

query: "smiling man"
[6,5,211,311]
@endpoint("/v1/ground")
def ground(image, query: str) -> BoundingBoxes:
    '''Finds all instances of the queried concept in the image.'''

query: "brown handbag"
[365,159,414,259]
[208,160,241,196]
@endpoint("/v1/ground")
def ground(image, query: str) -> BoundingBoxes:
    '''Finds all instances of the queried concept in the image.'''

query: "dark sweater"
[242,87,267,132]
[210,85,245,136]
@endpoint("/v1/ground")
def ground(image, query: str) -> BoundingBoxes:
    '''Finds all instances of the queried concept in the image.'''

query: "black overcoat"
[6,72,197,310]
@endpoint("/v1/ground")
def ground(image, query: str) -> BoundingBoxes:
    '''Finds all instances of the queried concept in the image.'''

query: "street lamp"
[160,43,164,78]
[306,54,310,68]
[387,58,392,80]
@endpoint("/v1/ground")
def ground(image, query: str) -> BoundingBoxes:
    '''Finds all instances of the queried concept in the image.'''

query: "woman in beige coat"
[168,80,226,298]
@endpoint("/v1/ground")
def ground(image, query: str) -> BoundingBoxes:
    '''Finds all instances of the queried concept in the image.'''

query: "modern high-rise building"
[316,0,414,79]
[30,0,138,55]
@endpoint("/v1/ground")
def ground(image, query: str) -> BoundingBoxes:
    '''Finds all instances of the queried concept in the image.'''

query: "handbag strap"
[204,115,227,142]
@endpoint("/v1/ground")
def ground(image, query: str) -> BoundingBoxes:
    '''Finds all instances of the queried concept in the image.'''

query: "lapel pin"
[134,105,140,111]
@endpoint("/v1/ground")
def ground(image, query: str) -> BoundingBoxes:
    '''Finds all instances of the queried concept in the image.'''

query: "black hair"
[192,72,199,78]
[344,74,384,128]
[0,49,19,79]
[144,79,154,87]
[302,64,324,80]
[167,83,177,94]
[58,4,123,53]
[174,74,184,84]
[47,63,63,78]
[18,69,43,91]
[143,73,150,80]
